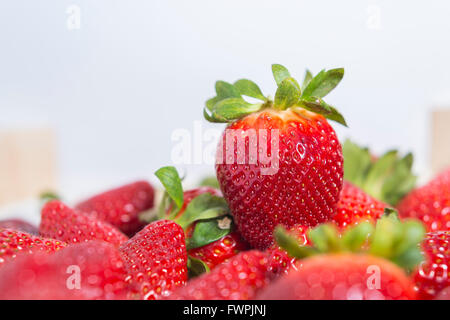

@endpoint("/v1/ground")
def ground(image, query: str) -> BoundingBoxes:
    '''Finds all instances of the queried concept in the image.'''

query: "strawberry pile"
[0,64,449,300]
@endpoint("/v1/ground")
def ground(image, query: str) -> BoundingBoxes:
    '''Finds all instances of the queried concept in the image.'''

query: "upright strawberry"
[166,250,270,300]
[75,181,155,236]
[413,231,449,299]
[40,200,128,247]
[119,219,188,300]
[152,166,248,273]
[257,214,425,300]
[206,65,347,249]
[0,228,66,267]
[397,168,450,232]
[0,241,128,300]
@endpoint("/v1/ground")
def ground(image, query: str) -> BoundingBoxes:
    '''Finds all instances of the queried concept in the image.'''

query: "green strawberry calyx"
[275,212,426,273]
[203,64,347,126]
[153,166,233,251]
[342,139,417,205]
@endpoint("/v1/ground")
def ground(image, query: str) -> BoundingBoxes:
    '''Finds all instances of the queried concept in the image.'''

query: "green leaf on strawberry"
[215,80,241,100]
[301,68,344,98]
[274,77,301,110]
[301,69,313,91]
[234,79,266,100]
[187,256,210,278]
[209,98,263,122]
[187,216,232,250]
[271,64,291,86]
[155,166,184,210]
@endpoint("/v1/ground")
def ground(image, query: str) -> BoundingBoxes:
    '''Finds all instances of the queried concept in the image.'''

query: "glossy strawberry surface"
[216,109,343,249]
[333,181,387,228]
[0,241,128,300]
[257,253,416,300]
[119,220,187,300]
[413,231,449,299]
[0,228,66,267]
[397,168,450,232]
[40,200,128,247]
[167,250,270,300]
[76,181,155,236]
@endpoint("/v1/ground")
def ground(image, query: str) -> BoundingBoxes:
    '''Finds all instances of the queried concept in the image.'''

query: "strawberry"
[40,200,128,247]
[257,214,425,300]
[333,181,388,229]
[0,241,128,300]
[257,253,416,300]
[153,167,248,273]
[397,168,450,232]
[75,181,155,236]
[119,219,188,300]
[342,139,417,206]
[0,219,39,235]
[413,231,449,299]
[0,228,66,267]
[206,65,347,249]
[166,250,270,300]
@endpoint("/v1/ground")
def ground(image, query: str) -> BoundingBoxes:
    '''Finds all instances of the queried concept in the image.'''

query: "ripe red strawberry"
[119,219,188,300]
[76,181,155,236]
[413,231,449,299]
[257,253,416,300]
[0,241,128,300]
[333,181,387,229]
[166,250,270,300]
[0,219,39,235]
[0,228,66,267]
[206,65,346,249]
[154,167,248,272]
[397,168,450,232]
[40,200,128,247]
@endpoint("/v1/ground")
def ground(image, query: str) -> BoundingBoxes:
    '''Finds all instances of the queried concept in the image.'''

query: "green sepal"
[187,256,210,279]
[199,176,220,189]
[308,224,342,253]
[274,226,318,259]
[209,98,263,123]
[187,216,232,250]
[40,191,61,202]
[302,68,344,98]
[341,222,374,252]
[298,97,347,126]
[215,80,241,100]
[174,193,229,229]
[155,166,184,210]
[274,77,301,110]
[234,79,266,101]
[301,69,313,91]
[342,139,417,205]
[271,64,291,86]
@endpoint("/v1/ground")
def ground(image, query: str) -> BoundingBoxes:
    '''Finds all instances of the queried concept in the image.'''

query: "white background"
[1,0,450,199]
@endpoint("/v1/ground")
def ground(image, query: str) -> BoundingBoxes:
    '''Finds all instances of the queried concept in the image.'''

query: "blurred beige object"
[431,109,450,174]
[0,128,57,206]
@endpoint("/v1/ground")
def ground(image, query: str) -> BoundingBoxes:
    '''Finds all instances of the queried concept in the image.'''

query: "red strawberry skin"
[397,168,450,232]
[0,219,39,235]
[119,220,187,300]
[0,241,128,300]
[333,181,387,229]
[257,253,416,300]
[167,250,270,300]
[188,232,249,270]
[0,228,66,267]
[76,181,155,236]
[216,109,343,249]
[40,200,128,247]
[413,231,449,299]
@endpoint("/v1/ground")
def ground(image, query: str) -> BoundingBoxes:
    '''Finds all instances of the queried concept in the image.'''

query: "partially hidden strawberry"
[119,219,188,300]
[76,181,155,236]
[0,219,39,235]
[40,200,128,247]
[153,166,248,273]
[166,250,270,300]
[0,241,128,300]
[259,213,426,300]
[333,181,388,229]
[207,65,347,249]
[397,168,450,232]
[413,231,449,299]
[0,228,66,267]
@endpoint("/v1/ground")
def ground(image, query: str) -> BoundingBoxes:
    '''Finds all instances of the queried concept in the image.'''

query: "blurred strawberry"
[0,219,38,235]
[0,228,66,267]
[119,220,187,300]
[76,181,155,236]
[0,241,129,300]
[398,168,450,232]
[40,200,128,247]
